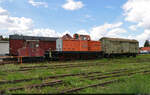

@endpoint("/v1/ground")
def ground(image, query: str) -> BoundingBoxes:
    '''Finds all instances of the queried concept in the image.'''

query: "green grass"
[90,74,150,94]
[0,54,150,94]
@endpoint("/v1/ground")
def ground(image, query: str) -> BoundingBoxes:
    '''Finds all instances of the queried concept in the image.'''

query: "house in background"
[140,47,150,54]
[0,40,9,56]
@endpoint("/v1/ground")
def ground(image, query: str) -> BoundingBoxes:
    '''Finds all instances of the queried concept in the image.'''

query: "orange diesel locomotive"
[47,34,103,60]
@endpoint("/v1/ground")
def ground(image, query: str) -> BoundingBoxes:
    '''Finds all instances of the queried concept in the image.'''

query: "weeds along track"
[82,66,148,79]
[0,71,102,85]
[1,68,150,94]
[0,80,63,94]
[2,62,142,73]
[59,79,125,94]
[0,68,131,86]
[0,66,149,85]
[20,62,142,69]
[23,62,107,68]
[87,69,150,80]
[59,70,150,94]
[3,63,107,72]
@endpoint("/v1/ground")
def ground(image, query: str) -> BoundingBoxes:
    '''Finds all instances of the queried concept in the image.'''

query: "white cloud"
[0,7,61,38]
[61,30,72,36]
[136,29,150,46]
[136,30,150,41]
[107,28,127,38]
[54,22,126,41]
[61,22,126,41]
[77,29,89,35]
[89,22,124,40]
[0,7,9,15]
[0,7,131,45]
[123,0,150,29]
[0,7,33,35]
[129,25,137,31]
[29,28,61,37]
[123,0,150,46]
[105,6,115,9]
[62,0,84,11]
[28,0,48,8]
[85,14,91,19]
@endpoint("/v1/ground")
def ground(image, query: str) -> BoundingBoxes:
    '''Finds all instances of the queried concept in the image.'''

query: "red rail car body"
[9,35,58,57]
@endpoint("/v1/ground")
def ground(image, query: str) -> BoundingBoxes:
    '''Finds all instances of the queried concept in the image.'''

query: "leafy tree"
[2,37,9,41]
[144,40,150,47]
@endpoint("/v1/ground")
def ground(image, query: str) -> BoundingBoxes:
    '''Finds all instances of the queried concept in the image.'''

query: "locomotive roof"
[9,35,58,41]
[100,37,138,43]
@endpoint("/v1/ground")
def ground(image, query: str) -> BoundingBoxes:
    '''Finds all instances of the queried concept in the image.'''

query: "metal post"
[49,48,52,58]
[21,56,22,64]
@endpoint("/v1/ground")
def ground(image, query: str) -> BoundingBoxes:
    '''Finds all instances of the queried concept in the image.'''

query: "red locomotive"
[9,35,58,62]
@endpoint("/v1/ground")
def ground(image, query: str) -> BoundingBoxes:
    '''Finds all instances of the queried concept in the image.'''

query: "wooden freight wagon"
[100,37,139,57]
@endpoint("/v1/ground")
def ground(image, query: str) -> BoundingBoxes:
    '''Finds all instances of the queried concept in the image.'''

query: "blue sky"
[0,0,125,32]
[0,0,150,46]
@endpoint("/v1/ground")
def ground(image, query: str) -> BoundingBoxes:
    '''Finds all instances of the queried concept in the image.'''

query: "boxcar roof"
[100,37,138,43]
[9,35,58,41]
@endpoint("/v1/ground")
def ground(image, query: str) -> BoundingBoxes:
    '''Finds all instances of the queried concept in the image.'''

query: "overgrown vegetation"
[0,54,150,94]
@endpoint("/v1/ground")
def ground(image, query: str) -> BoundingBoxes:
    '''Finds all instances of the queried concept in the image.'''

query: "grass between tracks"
[0,54,150,94]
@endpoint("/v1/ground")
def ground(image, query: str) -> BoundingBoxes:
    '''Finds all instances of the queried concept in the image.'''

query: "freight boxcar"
[9,35,58,62]
[46,34,103,60]
[100,37,139,57]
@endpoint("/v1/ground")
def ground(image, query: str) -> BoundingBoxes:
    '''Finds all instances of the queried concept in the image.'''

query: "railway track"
[0,68,131,86]
[0,66,148,86]
[2,62,143,73]
[59,70,150,94]
[1,68,150,94]
[3,63,107,73]
[59,79,124,94]
[0,80,63,94]
[0,71,102,85]
[20,62,143,69]
[0,61,150,94]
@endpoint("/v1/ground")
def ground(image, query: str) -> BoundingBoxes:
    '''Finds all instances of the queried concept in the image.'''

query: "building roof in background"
[140,47,150,51]
[9,35,59,41]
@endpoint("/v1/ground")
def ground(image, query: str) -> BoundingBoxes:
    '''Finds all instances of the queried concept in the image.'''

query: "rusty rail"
[0,66,148,85]
[59,79,124,94]
[0,71,102,85]
[0,68,150,93]
[59,70,150,94]
[0,80,63,94]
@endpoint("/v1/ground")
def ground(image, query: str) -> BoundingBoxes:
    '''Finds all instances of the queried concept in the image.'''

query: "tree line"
[144,40,150,47]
